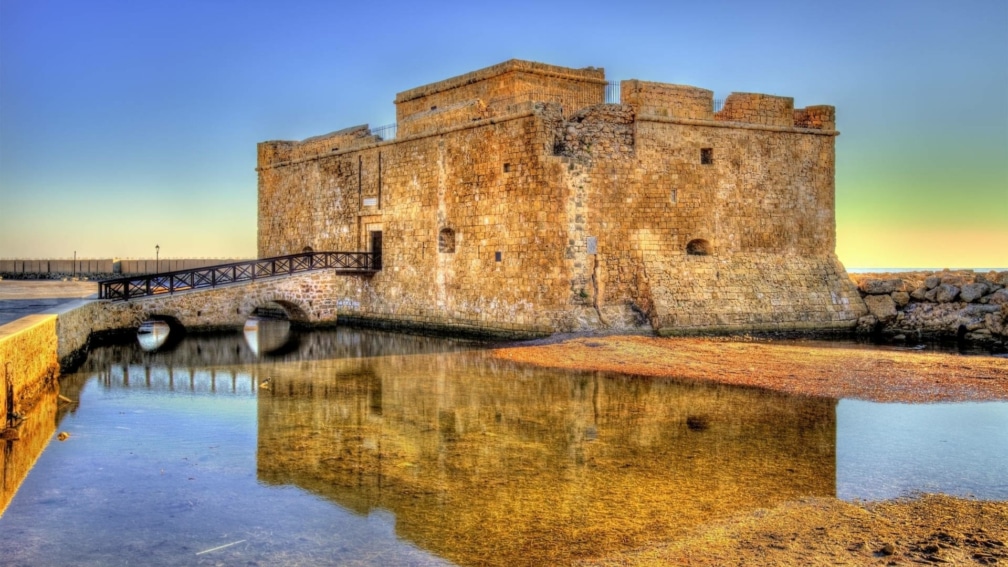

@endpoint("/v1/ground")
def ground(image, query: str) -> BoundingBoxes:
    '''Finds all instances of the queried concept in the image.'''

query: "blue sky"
[1,0,1005,268]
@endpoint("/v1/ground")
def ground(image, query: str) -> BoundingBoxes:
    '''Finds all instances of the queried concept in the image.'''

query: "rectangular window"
[700,148,713,165]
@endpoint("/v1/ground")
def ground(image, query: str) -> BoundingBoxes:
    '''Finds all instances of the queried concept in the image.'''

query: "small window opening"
[670,188,677,203]
[438,228,456,253]
[700,148,713,165]
[503,163,512,173]
[686,239,712,256]
[495,251,502,262]
[430,105,437,111]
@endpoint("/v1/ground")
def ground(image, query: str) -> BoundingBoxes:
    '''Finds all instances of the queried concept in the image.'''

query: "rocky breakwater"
[851,270,1008,348]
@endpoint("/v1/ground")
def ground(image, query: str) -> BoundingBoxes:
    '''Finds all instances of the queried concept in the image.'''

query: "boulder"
[998,271,1008,287]
[935,284,959,303]
[891,291,910,308]
[860,278,904,295]
[910,286,929,301]
[864,294,898,323]
[924,276,941,290]
[988,288,1008,306]
[959,282,989,303]
[856,315,878,333]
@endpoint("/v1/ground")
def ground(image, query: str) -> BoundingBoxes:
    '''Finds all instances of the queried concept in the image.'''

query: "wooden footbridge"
[98,251,380,301]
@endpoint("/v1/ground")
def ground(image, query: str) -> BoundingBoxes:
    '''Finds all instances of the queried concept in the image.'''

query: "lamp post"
[155,244,160,273]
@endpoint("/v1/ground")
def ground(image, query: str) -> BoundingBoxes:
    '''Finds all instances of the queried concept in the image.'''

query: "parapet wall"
[258,125,383,168]
[621,80,715,120]
[394,59,606,123]
[715,92,794,128]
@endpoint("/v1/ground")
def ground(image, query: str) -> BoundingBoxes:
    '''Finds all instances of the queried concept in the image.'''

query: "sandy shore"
[493,336,1008,566]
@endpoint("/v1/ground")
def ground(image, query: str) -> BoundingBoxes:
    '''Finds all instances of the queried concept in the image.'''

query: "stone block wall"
[0,315,60,441]
[621,80,714,120]
[258,59,860,337]
[716,92,795,128]
[394,59,606,124]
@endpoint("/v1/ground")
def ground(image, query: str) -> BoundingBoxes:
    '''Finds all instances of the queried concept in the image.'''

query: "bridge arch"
[249,298,312,324]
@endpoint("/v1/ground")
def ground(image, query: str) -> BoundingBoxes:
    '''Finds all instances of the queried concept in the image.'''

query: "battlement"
[394,59,606,123]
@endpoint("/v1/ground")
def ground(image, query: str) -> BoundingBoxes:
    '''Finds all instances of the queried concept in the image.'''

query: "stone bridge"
[92,269,360,332]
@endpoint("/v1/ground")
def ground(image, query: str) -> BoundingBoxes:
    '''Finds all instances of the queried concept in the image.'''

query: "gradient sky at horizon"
[1,0,1005,268]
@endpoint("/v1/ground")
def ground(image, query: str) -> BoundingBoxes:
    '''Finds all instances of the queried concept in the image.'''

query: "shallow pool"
[1,328,1005,566]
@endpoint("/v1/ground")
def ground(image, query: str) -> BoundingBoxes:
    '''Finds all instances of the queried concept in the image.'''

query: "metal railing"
[605,81,620,104]
[369,123,397,141]
[98,251,379,301]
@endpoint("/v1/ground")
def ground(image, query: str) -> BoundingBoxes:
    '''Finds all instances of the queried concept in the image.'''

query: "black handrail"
[98,251,379,301]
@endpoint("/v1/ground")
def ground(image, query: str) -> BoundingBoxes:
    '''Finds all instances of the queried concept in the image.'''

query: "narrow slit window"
[438,228,456,253]
[503,163,512,173]
[700,148,713,165]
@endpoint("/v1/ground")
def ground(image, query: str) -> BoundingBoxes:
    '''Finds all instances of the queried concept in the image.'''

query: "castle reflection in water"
[25,328,836,566]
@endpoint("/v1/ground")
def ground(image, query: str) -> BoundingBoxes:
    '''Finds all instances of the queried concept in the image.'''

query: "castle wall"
[258,60,865,336]
[394,59,606,124]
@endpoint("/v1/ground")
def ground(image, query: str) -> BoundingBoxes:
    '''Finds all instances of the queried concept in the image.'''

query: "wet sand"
[493,336,1008,566]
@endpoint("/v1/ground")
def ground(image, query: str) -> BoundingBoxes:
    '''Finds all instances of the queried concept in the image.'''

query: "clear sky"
[1,0,1005,268]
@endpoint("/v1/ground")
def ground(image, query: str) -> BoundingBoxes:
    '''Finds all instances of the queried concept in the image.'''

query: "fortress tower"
[257,60,866,336]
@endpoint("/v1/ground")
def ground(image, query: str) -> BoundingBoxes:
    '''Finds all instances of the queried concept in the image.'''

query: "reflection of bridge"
[96,364,260,395]
[99,251,379,301]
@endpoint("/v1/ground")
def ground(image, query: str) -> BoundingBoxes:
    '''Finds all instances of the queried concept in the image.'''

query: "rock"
[910,286,929,301]
[860,278,905,295]
[935,284,959,303]
[879,542,896,556]
[959,283,989,303]
[864,295,898,323]
[998,271,1008,287]
[988,289,1008,306]
[856,315,878,333]
[892,291,910,308]
[925,276,941,290]
[925,288,939,302]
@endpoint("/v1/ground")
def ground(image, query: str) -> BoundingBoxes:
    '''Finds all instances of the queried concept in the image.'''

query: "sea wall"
[0,258,249,279]
[851,270,1008,345]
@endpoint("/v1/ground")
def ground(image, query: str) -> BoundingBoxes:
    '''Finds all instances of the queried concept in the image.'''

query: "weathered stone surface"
[924,276,941,290]
[988,289,1008,306]
[891,291,910,308]
[256,59,862,336]
[864,294,898,323]
[856,315,878,332]
[910,286,929,301]
[935,284,959,303]
[959,282,989,303]
[860,278,904,295]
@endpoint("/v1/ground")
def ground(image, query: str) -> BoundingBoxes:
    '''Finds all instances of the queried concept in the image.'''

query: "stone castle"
[257,59,866,337]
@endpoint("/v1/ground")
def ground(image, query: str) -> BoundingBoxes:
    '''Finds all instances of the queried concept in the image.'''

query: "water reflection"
[3,329,1004,566]
[1,386,57,516]
[136,320,171,351]
[256,351,836,566]
[243,318,293,356]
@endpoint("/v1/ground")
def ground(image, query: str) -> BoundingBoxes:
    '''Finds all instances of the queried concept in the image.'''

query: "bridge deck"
[98,252,379,301]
